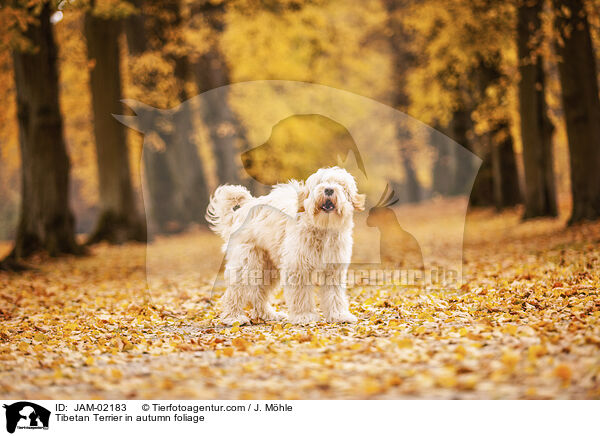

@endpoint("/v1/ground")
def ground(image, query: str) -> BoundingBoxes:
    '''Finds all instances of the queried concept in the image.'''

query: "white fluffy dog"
[206,167,365,325]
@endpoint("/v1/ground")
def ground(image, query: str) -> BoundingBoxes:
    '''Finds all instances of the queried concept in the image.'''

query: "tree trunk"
[518,0,558,219]
[432,129,454,197]
[191,1,245,185]
[475,59,522,210]
[444,104,495,207]
[449,107,477,196]
[124,0,181,233]
[194,51,242,185]
[4,2,80,263]
[166,26,210,224]
[384,0,421,201]
[401,152,421,203]
[142,143,182,232]
[148,0,209,225]
[468,141,496,207]
[124,2,146,56]
[397,134,421,202]
[553,0,600,223]
[84,10,146,244]
[124,0,210,230]
[163,101,210,225]
[491,121,522,210]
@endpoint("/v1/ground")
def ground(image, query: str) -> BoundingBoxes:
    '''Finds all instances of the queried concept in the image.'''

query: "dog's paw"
[221,314,250,326]
[289,312,320,325]
[327,311,358,323]
[266,310,288,322]
[250,308,288,322]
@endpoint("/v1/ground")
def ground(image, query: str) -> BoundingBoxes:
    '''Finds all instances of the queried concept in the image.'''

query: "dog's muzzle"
[320,199,336,213]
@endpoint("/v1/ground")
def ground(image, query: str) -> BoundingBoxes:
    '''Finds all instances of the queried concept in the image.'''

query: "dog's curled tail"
[206,184,252,240]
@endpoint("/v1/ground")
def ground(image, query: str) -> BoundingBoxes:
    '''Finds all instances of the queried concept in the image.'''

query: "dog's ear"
[297,184,308,212]
[352,193,366,211]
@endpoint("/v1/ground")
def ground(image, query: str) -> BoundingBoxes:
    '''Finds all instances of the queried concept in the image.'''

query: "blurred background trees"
[0,0,599,265]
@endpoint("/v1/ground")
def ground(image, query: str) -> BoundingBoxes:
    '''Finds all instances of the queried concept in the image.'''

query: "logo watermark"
[115,80,480,302]
[3,402,50,434]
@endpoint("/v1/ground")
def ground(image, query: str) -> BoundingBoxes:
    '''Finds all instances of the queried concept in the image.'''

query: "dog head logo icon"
[3,402,50,434]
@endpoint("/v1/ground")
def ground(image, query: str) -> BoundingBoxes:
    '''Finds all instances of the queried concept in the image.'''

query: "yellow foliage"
[0,208,598,399]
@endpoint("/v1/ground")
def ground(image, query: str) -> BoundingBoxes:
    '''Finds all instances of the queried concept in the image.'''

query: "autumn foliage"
[1,208,599,398]
[0,0,599,399]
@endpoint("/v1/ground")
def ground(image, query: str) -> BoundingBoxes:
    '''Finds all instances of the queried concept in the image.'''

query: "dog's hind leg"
[220,244,253,326]
[247,250,287,322]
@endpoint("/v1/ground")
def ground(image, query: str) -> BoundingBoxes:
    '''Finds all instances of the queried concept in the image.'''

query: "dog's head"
[298,167,365,229]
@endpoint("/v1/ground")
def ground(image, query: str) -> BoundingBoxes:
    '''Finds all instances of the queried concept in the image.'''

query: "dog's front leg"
[220,285,250,326]
[286,285,320,324]
[283,269,319,324]
[320,268,357,323]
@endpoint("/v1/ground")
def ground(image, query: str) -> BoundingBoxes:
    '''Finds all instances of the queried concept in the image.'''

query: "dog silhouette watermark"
[115,80,481,296]
[3,402,50,434]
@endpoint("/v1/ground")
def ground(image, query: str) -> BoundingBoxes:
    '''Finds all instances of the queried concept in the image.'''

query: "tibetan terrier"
[206,167,365,325]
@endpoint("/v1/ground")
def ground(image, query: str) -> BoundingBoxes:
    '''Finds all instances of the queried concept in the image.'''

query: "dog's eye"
[233,205,240,211]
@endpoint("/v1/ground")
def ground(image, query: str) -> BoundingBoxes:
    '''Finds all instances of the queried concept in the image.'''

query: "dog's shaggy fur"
[206,167,365,325]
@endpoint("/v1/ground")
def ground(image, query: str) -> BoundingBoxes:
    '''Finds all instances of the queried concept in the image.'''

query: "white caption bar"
[0,400,595,436]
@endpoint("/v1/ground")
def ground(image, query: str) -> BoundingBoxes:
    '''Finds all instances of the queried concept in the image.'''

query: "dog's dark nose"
[324,188,334,196]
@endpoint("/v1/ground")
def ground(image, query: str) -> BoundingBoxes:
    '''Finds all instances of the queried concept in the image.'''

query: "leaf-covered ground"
[1,206,599,399]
